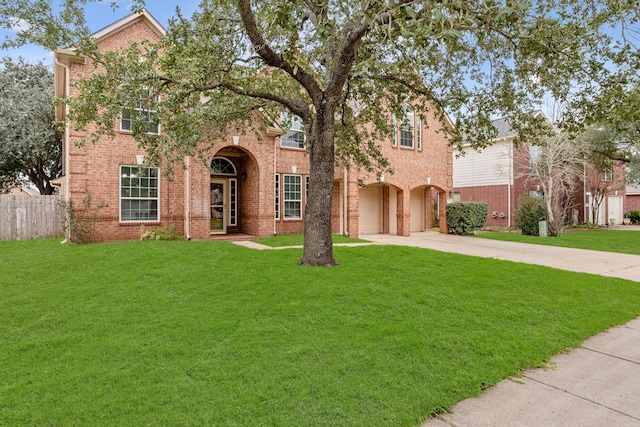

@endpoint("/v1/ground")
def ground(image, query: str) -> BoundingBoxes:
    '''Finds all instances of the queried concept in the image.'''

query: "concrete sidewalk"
[357,232,640,427]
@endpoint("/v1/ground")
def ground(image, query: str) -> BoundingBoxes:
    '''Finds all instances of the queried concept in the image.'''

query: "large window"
[121,96,160,134]
[281,114,305,149]
[120,166,159,222]
[283,174,302,219]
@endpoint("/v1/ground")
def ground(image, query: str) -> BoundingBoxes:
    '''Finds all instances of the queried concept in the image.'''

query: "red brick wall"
[61,15,453,241]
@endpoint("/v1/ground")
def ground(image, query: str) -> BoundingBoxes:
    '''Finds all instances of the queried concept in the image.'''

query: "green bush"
[625,210,640,224]
[515,196,546,236]
[446,202,489,235]
[140,225,183,241]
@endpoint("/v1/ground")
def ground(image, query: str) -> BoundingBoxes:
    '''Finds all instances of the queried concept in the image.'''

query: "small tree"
[521,133,586,236]
[514,196,546,236]
[0,57,62,194]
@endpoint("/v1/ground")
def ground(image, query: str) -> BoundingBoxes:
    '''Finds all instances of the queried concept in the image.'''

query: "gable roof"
[91,9,165,41]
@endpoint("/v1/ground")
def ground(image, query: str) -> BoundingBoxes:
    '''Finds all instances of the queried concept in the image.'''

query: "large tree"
[2,1,638,264]
[0,57,62,195]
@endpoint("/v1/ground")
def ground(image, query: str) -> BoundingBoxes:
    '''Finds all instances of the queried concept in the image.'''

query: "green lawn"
[476,229,640,255]
[254,233,367,247]
[1,239,639,426]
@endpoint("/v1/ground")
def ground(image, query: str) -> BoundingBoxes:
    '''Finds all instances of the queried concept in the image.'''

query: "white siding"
[453,141,513,187]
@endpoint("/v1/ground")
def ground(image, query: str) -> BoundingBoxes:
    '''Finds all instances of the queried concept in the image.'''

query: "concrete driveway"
[358,231,640,427]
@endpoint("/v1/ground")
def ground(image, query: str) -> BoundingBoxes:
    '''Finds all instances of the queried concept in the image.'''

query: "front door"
[210,180,226,234]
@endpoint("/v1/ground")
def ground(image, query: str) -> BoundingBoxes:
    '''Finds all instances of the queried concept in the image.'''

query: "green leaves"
[0,57,61,194]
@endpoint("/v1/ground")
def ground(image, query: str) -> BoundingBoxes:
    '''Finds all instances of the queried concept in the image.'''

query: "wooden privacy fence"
[0,195,64,241]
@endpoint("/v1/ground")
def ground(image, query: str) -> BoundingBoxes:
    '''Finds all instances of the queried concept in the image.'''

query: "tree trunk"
[301,99,339,266]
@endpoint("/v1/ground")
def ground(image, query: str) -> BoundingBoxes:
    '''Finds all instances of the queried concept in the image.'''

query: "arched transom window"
[211,157,237,176]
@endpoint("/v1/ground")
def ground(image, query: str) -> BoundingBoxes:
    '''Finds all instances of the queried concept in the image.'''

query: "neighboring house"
[53,10,453,242]
[624,184,640,214]
[452,116,627,227]
[6,185,40,196]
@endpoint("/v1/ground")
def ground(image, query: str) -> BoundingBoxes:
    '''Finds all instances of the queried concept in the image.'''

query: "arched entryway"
[209,147,259,236]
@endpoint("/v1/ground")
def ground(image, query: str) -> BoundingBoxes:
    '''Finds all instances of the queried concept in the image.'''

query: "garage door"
[410,188,424,232]
[359,186,381,234]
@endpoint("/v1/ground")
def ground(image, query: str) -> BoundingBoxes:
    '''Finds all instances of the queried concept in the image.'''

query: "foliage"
[625,210,640,224]
[0,57,62,194]
[446,202,488,235]
[522,133,586,236]
[57,193,106,243]
[2,239,640,425]
[514,196,547,236]
[476,230,640,257]
[140,225,183,241]
[2,1,639,264]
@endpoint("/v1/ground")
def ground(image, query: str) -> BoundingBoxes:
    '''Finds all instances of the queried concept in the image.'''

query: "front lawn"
[1,239,639,426]
[476,229,640,255]
[254,233,367,247]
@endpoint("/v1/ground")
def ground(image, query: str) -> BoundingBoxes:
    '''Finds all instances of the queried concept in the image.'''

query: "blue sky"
[1,1,202,63]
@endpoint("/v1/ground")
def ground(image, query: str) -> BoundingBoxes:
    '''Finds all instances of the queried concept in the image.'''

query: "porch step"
[210,233,257,242]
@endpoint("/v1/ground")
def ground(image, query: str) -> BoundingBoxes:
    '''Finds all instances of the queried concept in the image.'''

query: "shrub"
[58,193,106,243]
[626,210,640,224]
[515,196,546,236]
[446,202,488,235]
[140,225,183,241]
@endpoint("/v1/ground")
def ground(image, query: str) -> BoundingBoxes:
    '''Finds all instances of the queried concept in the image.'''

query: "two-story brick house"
[452,116,627,227]
[53,10,453,242]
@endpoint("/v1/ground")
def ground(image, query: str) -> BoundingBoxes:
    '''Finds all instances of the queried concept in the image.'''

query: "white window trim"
[120,95,160,135]
[229,178,238,226]
[400,109,415,149]
[283,174,303,220]
[210,156,237,176]
[119,165,160,223]
[281,114,305,149]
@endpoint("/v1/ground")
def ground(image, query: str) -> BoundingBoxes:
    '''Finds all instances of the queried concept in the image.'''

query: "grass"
[476,229,640,255]
[1,239,640,426]
[254,233,368,247]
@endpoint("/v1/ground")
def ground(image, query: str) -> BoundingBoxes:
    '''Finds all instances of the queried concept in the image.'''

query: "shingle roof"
[491,117,517,139]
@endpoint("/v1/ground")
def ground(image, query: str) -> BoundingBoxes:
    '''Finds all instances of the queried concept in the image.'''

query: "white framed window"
[283,174,302,219]
[275,174,280,220]
[120,166,159,222]
[393,106,419,149]
[211,157,237,175]
[281,114,305,149]
[416,115,422,150]
[602,167,613,182]
[400,109,414,148]
[121,96,160,134]
[229,178,237,226]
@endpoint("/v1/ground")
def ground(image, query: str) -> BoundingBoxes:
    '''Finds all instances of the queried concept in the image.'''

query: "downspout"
[343,167,349,236]
[274,136,278,236]
[185,155,191,240]
[583,161,587,223]
[55,55,71,243]
[508,141,512,227]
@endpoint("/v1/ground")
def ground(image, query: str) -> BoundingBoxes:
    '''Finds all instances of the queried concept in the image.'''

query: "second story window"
[393,106,421,149]
[121,96,160,135]
[281,114,305,149]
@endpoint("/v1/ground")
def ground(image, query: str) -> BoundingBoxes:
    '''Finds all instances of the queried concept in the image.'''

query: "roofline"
[92,9,165,41]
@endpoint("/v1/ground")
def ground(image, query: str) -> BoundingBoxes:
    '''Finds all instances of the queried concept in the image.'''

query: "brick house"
[452,116,627,227]
[53,10,453,242]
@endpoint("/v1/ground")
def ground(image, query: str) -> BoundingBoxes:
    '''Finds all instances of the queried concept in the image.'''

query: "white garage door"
[359,186,381,234]
[410,188,424,232]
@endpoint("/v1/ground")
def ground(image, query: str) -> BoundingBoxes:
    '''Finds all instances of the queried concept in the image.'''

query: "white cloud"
[4,17,30,33]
